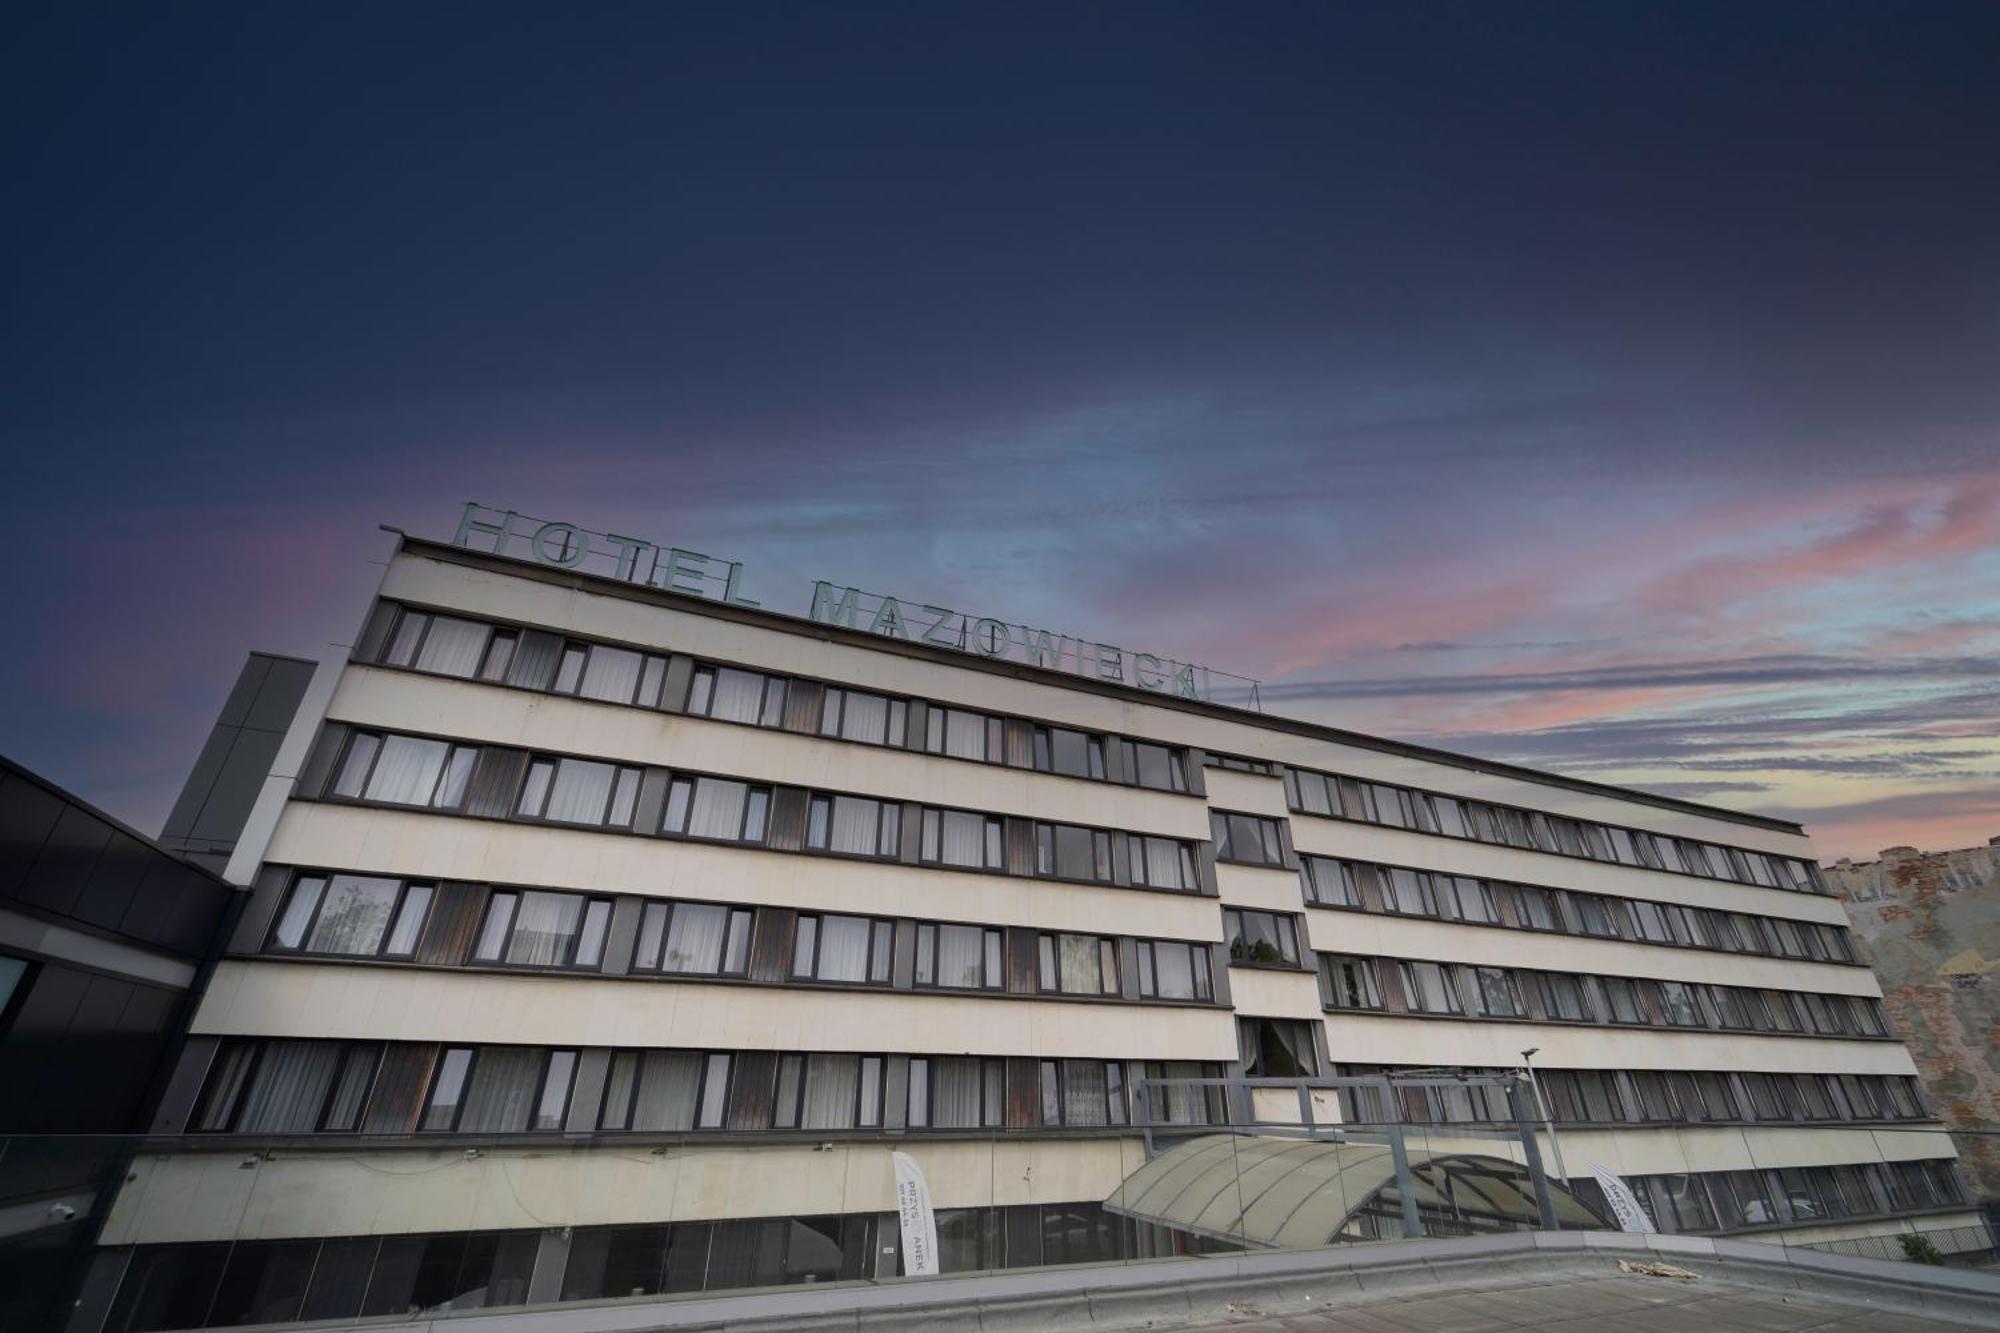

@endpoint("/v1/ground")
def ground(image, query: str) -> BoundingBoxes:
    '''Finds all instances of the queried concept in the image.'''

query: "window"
[1624,900,1671,943]
[926,707,997,762]
[1503,884,1560,931]
[1037,933,1119,995]
[331,732,478,809]
[422,1046,579,1133]
[1378,867,1436,916]
[1118,739,1188,792]
[1465,966,1524,1018]
[687,665,787,726]
[908,1057,1005,1129]
[382,609,514,680]
[1208,753,1271,775]
[1240,1018,1320,1077]
[1539,972,1592,1021]
[1210,811,1284,865]
[1656,981,1706,1027]
[598,1051,729,1131]
[1135,940,1213,1000]
[818,687,905,746]
[1321,955,1383,1010]
[773,1054,883,1130]
[1593,976,1644,1024]
[920,808,1003,869]
[194,1040,383,1134]
[553,642,666,706]
[1127,835,1197,890]
[516,757,642,828]
[1568,894,1622,938]
[1435,876,1496,924]
[1039,1059,1129,1126]
[792,914,893,984]
[662,776,770,843]
[1741,1073,1795,1121]
[805,794,901,858]
[473,890,612,968]
[634,902,753,975]
[1034,822,1113,882]
[1399,961,1460,1014]
[1301,856,1360,908]
[1286,768,1336,816]
[1222,909,1299,966]
[268,874,431,958]
[1705,986,1753,1030]
[1629,1072,1677,1121]
[915,923,1003,990]
[1042,728,1106,779]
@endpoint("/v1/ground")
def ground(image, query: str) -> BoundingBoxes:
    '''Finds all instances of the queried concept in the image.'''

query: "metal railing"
[1799,1221,1997,1263]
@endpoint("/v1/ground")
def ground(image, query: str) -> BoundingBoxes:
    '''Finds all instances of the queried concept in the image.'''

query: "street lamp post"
[1520,1047,1572,1192]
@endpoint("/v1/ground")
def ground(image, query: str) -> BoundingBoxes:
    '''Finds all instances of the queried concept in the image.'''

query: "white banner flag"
[1590,1162,1656,1233]
[893,1151,940,1276]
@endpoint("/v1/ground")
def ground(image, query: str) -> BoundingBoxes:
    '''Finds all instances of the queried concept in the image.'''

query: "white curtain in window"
[1153,944,1196,999]
[687,779,749,839]
[1060,1061,1109,1126]
[458,1048,542,1132]
[708,668,767,723]
[1059,934,1101,994]
[828,797,880,855]
[1155,1061,1207,1125]
[663,904,728,973]
[931,1059,983,1128]
[801,1054,860,1129]
[1141,837,1184,888]
[815,915,870,981]
[306,875,400,954]
[414,616,490,677]
[364,736,449,805]
[840,690,888,743]
[942,709,985,760]
[935,925,985,987]
[236,1041,342,1133]
[939,810,986,866]
[573,646,641,702]
[544,760,615,824]
[507,891,582,966]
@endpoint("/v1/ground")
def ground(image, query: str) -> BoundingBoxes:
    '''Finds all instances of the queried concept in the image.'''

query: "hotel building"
[73,521,1978,1330]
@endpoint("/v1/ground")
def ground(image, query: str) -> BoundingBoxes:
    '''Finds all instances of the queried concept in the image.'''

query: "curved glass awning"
[1103,1134,1606,1248]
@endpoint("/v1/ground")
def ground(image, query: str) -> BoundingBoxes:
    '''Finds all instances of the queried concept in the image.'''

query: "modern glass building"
[69,521,1978,1330]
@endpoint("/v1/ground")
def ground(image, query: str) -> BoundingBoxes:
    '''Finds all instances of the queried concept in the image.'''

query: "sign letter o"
[531,522,587,567]
[970,618,1010,655]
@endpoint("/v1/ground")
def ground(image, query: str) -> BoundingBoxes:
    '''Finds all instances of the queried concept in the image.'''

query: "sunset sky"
[4,3,1996,861]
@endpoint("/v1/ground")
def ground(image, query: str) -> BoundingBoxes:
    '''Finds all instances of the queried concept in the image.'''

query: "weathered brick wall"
[1826,842,2000,1206]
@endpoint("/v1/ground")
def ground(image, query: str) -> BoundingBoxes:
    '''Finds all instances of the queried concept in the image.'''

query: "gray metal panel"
[296,723,349,801]
[882,1055,909,1131]
[462,748,528,821]
[903,700,928,752]
[566,1051,611,1133]
[891,919,916,989]
[1102,734,1127,785]
[781,679,823,734]
[506,630,564,691]
[150,1036,221,1135]
[1183,750,1208,797]
[1197,842,1220,896]
[356,601,400,664]
[898,805,921,864]
[766,787,809,852]
[659,655,694,712]
[1118,937,1139,999]
[1110,832,1132,887]
[188,729,286,842]
[526,1228,573,1306]
[1208,945,1232,1007]
[61,1247,132,1333]
[1002,817,1036,876]
[1277,820,1301,871]
[600,896,642,976]
[214,654,274,728]
[633,768,670,838]
[246,656,315,731]
[228,864,292,953]
[157,725,233,843]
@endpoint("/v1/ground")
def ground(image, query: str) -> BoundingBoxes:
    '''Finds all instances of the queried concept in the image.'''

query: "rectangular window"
[1123,740,1187,792]
[515,757,643,827]
[661,776,770,843]
[332,732,477,809]
[1656,981,1706,1027]
[384,609,500,679]
[1210,811,1284,865]
[1038,1059,1127,1126]
[926,707,993,762]
[551,643,663,706]
[1399,961,1461,1014]
[792,914,892,985]
[1568,894,1622,938]
[919,808,1003,869]
[472,889,612,969]
[1435,876,1497,924]
[1503,884,1560,931]
[805,794,901,857]
[597,1050,720,1131]
[1539,971,1592,1021]
[1034,822,1113,882]
[772,1053,883,1130]
[687,665,787,726]
[1321,955,1383,1010]
[1222,908,1299,966]
[194,1039,386,1135]
[915,923,1004,990]
[1465,966,1524,1018]
[633,901,754,975]
[818,687,903,745]
[1594,976,1644,1024]
[1136,940,1212,1001]
[1301,856,1360,908]
[1037,933,1119,995]
[1127,835,1197,891]
[268,873,432,958]
[1046,728,1106,779]
[1629,1072,1676,1121]
[1627,900,1673,944]
[1378,867,1436,917]
[909,1057,1005,1129]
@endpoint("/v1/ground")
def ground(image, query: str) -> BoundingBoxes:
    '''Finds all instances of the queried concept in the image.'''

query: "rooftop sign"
[449,503,1261,706]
